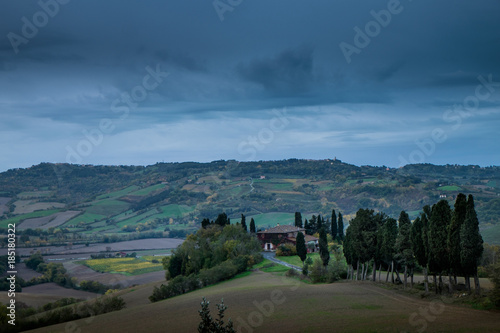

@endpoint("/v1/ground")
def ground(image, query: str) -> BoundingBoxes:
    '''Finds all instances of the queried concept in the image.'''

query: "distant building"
[257,224,318,252]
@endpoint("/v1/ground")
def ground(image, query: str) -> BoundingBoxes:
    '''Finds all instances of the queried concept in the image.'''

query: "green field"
[116,204,193,228]
[78,256,165,275]
[128,183,166,196]
[96,185,141,200]
[481,224,500,245]
[252,259,290,273]
[276,253,320,267]
[85,199,130,216]
[0,209,60,228]
[439,185,462,191]
[65,212,106,226]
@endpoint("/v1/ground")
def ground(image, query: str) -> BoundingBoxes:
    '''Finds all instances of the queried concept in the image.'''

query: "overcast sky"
[1,0,499,171]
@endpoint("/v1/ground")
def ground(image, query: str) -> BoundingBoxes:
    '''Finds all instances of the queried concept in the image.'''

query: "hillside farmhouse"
[257,224,318,252]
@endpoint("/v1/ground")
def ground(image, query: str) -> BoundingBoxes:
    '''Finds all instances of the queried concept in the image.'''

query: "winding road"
[262,251,302,272]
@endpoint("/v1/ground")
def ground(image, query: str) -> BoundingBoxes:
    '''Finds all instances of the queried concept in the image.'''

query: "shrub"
[18,295,125,331]
[276,244,297,256]
[309,258,326,283]
[285,268,299,277]
[302,263,309,276]
[25,252,44,270]
[325,260,347,283]
[489,263,500,308]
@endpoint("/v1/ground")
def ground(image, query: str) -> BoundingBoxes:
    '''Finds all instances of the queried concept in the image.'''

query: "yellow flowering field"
[79,256,165,276]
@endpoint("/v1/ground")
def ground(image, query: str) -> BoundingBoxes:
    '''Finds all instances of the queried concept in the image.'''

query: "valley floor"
[26,269,500,333]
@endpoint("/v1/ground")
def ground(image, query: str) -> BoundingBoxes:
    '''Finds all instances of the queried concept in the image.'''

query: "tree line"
[201,213,256,233]
[343,193,483,294]
[293,209,344,241]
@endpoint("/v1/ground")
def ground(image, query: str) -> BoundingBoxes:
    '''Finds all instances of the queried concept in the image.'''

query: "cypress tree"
[338,212,344,241]
[331,209,338,240]
[215,213,228,227]
[395,211,413,288]
[448,193,467,285]
[428,200,451,293]
[317,215,323,231]
[296,232,307,264]
[381,217,398,283]
[201,218,210,229]
[241,214,247,232]
[411,215,429,292]
[249,218,256,233]
[319,228,330,267]
[343,223,359,279]
[295,212,303,228]
[460,194,484,294]
[347,209,378,280]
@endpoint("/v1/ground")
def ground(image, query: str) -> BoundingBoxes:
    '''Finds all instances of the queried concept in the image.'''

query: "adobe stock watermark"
[213,0,243,22]
[401,294,454,333]
[398,74,499,166]
[7,0,71,54]
[237,108,290,161]
[235,275,300,333]
[65,64,169,164]
[339,0,411,64]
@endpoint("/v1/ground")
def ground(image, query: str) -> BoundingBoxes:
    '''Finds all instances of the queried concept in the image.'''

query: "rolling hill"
[1,159,499,244]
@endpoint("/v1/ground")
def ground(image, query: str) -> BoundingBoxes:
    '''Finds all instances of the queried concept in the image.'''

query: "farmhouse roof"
[257,224,305,234]
[287,235,318,243]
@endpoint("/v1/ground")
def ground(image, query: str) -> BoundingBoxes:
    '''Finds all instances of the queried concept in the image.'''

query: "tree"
[202,218,211,229]
[395,211,413,288]
[411,215,429,292]
[380,217,398,283]
[249,218,256,233]
[296,231,307,264]
[428,200,451,293]
[295,212,303,228]
[338,212,344,241]
[317,215,323,231]
[343,226,356,279]
[460,194,484,295]
[319,228,330,267]
[448,193,466,287]
[198,297,235,333]
[25,251,44,270]
[309,215,318,234]
[215,213,228,227]
[331,209,337,240]
[240,214,247,232]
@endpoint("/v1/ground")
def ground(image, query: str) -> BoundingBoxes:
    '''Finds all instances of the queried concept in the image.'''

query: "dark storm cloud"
[0,0,499,171]
[237,46,315,96]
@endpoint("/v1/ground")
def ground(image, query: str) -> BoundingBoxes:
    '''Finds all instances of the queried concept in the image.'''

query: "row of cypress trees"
[343,194,483,294]
[294,210,345,240]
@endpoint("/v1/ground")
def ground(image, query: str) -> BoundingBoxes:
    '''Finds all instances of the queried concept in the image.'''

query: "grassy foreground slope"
[29,271,500,333]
